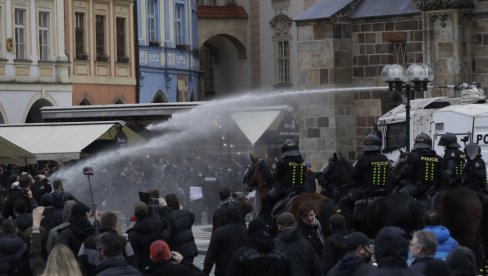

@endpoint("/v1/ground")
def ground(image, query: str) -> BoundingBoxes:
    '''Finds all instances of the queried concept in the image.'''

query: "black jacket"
[275,228,321,276]
[297,219,324,256]
[327,254,376,276]
[168,208,198,260]
[366,227,423,276]
[225,235,290,276]
[78,228,135,276]
[2,188,37,219]
[463,156,487,192]
[354,151,390,192]
[58,218,95,256]
[273,156,306,192]
[321,229,348,274]
[401,148,442,196]
[95,256,141,276]
[0,234,30,276]
[127,217,162,271]
[143,260,206,276]
[410,255,435,274]
[204,206,247,276]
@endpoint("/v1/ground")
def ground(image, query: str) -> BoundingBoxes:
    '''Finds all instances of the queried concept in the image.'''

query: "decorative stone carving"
[271,0,290,14]
[270,15,292,36]
[430,13,451,28]
[416,0,474,11]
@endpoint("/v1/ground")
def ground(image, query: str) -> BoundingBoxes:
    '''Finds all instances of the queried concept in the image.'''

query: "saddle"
[270,188,301,219]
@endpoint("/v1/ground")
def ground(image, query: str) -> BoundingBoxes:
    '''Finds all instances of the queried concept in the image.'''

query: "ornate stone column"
[418,0,474,96]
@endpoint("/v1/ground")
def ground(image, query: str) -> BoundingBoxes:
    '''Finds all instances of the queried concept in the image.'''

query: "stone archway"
[25,98,53,123]
[200,34,250,99]
[152,90,168,103]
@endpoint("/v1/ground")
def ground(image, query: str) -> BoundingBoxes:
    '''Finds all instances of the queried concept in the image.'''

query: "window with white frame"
[175,4,183,45]
[147,0,156,43]
[15,8,27,59]
[38,11,49,61]
[276,40,290,84]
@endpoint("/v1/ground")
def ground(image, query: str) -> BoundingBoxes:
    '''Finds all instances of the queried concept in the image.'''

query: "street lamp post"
[381,64,433,152]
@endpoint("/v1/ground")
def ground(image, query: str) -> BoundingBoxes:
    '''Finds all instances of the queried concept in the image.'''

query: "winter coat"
[143,260,206,276]
[127,217,162,271]
[297,218,325,256]
[327,254,377,276]
[225,235,290,276]
[423,225,458,260]
[275,228,321,276]
[2,188,37,219]
[446,246,477,276]
[410,255,435,274]
[78,228,135,276]
[95,256,141,276]
[14,213,32,232]
[366,227,424,276]
[0,234,31,276]
[58,218,95,256]
[321,229,348,274]
[168,208,198,261]
[204,206,247,276]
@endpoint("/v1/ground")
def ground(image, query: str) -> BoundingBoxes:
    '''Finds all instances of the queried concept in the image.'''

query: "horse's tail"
[318,199,337,237]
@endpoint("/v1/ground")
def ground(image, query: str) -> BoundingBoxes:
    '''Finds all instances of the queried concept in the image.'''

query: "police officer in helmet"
[438,132,466,188]
[398,133,442,198]
[261,139,306,224]
[462,142,487,193]
[347,134,390,202]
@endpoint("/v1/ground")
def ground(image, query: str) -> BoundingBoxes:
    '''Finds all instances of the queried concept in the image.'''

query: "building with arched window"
[137,0,199,103]
[0,0,71,123]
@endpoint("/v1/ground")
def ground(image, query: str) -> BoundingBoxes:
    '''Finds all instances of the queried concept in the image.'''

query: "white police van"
[377,83,488,162]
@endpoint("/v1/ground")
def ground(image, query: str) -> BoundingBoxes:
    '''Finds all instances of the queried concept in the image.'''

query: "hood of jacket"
[334,254,368,274]
[96,255,128,272]
[127,217,160,235]
[247,234,275,252]
[223,206,242,224]
[374,226,409,268]
[69,218,95,238]
[277,228,301,244]
[446,246,477,276]
[0,235,27,257]
[424,225,450,244]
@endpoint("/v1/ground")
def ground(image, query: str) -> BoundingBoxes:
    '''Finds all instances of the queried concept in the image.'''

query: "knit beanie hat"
[150,240,170,262]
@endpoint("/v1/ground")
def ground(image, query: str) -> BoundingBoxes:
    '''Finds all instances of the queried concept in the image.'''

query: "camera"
[83,167,94,176]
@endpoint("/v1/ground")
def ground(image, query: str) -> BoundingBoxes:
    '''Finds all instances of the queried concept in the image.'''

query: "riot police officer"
[462,142,487,193]
[348,134,390,201]
[261,139,306,224]
[438,132,466,188]
[272,139,307,196]
[399,133,442,199]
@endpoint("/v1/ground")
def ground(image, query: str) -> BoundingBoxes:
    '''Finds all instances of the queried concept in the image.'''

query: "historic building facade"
[0,0,71,123]
[67,0,136,105]
[137,0,199,103]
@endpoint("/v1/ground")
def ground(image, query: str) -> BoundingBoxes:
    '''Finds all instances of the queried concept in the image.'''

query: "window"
[116,17,127,61]
[75,13,85,59]
[147,0,156,43]
[95,15,106,59]
[385,123,406,152]
[276,40,290,84]
[14,8,26,59]
[198,0,216,5]
[175,4,184,45]
[393,42,406,68]
[38,11,49,61]
[200,47,214,94]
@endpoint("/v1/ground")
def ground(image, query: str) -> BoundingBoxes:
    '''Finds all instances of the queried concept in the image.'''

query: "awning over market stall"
[0,121,144,162]
[0,136,37,165]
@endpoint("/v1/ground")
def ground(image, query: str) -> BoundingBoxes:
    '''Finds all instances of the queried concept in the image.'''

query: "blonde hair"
[41,244,82,276]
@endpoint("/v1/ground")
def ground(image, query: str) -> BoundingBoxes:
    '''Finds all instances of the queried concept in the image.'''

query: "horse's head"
[243,155,270,192]
[316,153,354,200]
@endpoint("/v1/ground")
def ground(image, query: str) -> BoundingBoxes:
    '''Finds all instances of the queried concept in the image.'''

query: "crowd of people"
[0,131,485,276]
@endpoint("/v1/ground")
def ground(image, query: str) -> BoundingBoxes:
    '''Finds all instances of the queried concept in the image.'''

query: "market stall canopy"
[0,136,36,165]
[230,105,295,145]
[0,121,144,162]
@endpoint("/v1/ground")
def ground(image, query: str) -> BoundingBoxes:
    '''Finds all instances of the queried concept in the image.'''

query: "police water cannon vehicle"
[377,82,487,161]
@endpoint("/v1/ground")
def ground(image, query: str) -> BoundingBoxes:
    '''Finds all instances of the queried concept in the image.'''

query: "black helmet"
[363,134,382,152]
[464,142,481,160]
[438,132,461,148]
[281,139,301,157]
[413,133,432,150]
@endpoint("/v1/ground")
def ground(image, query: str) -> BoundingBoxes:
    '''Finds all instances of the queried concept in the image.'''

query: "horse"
[393,152,488,267]
[316,153,425,238]
[243,154,335,235]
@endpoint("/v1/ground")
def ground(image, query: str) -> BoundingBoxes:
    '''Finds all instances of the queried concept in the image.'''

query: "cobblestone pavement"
[192,224,213,275]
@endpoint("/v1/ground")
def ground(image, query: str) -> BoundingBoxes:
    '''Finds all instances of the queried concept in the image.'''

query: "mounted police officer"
[438,132,466,188]
[261,139,306,224]
[398,133,442,199]
[462,142,487,193]
[346,134,390,202]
